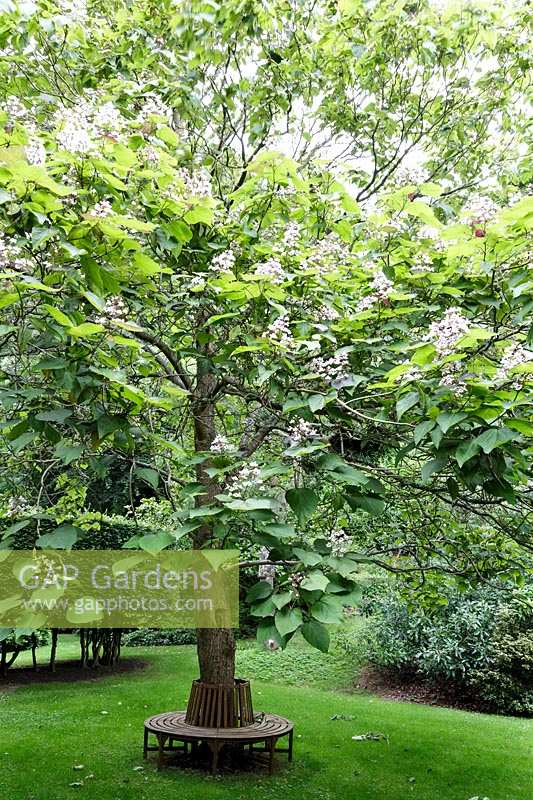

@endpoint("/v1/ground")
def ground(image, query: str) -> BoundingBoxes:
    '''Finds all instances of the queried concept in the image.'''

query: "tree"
[0,0,531,689]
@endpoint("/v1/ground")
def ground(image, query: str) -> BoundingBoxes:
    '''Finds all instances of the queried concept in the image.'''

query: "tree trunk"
[196,628,236,686]
[191,334,236,687]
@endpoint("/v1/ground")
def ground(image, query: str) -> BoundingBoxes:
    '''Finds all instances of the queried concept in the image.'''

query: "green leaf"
[246,581,274,603]
[300,570,329,592]
[455,439,479,467]
[275,607,303,637]
[250,596,277,617]
[136,467,159,489]
[13,163,72,196]
[138,532,174,554]
[43,304,73,327]
[437,412,468,434]
[301,620,330,653]
[414,420,435,444]
[473,427,517,454]
[308,394,326,412]
[133,251,161,276]
[285,487,318,524]
[68,323,105,338]
[345,492,385,516]
[54,442,83,464]
[260,523,296,539]
[396,391,418,420]
[36,408,72,423]
[256,618,284,649]
[310,595,345,624]
[36,525,81,549]
[421,458,446,482]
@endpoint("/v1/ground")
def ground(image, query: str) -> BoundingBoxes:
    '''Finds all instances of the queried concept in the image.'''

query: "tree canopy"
[0,0,531,656]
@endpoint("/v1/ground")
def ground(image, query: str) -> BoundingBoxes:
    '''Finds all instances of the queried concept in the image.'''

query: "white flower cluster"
[4,96,26,122]
[288,419,316,446]
[440,361,467,395]
[189,275,206,290]
[283,221,301,254]
[59,0,87,23]
[289,572,304,591]
[0,234,32,272]
[176,167,212,199]
[428,307,470,356]
[327,528,351,557]
[265,314,294,348]
[210,434,237,454]
[95,295,128,325]
[5,496,32,518]
[357,270,394,311]
[395,164,429,185]
[258,547,276,582]
[255,257,285,283]
[25,137,46,165]
[93,101,124,135]
[138,95,172,123]
[462,196,500,227]
[310,351,350,384]
[302,234,349,275]
[411,253,433,273]
[495,344,532,388]
[210,249,235,274]
[275,185,297,199]
[227,461,263,498]
[400,364,422,383]
[140,145,159,164]
[89,199,113,218]
[320,305,340,321]
[54,96,125,155]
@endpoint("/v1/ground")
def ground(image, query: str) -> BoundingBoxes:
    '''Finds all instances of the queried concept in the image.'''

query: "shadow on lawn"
[0,656,150,688]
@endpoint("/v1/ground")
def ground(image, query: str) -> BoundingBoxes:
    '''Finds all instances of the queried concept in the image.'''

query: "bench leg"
[288,729,294,762]
[143,727,148,759]
[208,741,221,774]
[156,734,167,770]
[268,737,276,775]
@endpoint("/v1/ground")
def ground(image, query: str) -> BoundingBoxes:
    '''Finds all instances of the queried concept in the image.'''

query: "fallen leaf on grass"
[351,732,389,742]
[72,765,85,771]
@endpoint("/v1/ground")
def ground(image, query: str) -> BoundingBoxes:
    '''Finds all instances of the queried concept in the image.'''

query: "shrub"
[122,628,197,647]
[341,585,532,716]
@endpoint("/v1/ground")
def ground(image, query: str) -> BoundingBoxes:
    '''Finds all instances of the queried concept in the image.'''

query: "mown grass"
[0,638,531,800]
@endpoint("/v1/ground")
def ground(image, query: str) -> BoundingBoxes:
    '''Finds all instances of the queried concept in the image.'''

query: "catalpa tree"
[0,0,531,684]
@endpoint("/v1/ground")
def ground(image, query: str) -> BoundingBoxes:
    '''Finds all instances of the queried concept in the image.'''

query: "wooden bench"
[144,710,294,774]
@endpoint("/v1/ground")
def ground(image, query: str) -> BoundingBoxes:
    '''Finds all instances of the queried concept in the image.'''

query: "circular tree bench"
[144,710,294,774]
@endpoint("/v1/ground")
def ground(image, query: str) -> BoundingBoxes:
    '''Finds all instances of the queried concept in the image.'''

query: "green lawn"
[0,640,531,800]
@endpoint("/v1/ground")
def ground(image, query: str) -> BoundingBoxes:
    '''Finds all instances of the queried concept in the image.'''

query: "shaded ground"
[356,666,505,715]
[0,656,150,690]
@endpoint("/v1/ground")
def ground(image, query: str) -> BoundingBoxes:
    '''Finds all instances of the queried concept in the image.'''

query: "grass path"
[0,643,531,800]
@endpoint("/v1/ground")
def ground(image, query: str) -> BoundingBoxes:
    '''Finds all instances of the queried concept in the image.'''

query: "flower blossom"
[265,314,294,348]
[288,419,316,446]
[357,270,394,310]
[439,361,467,395]
[283,221,301,254]
[210,250,236,274]
[461,196,499,227]
[301,234,349,275]
[176,167,212,199]
[210,434,237,454]
[495,344,532,389]
[427,307,470,356]
[25,137,46,165]
[255,257,285,283]
[89,199,113,218]
[227,461,263,498]
[95,295,128,325]
[310,351,350,385]
[327,528,351,557]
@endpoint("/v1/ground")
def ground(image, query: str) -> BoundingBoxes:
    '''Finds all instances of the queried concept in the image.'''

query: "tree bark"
[196,628,236,686]
[191,333,236,687]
